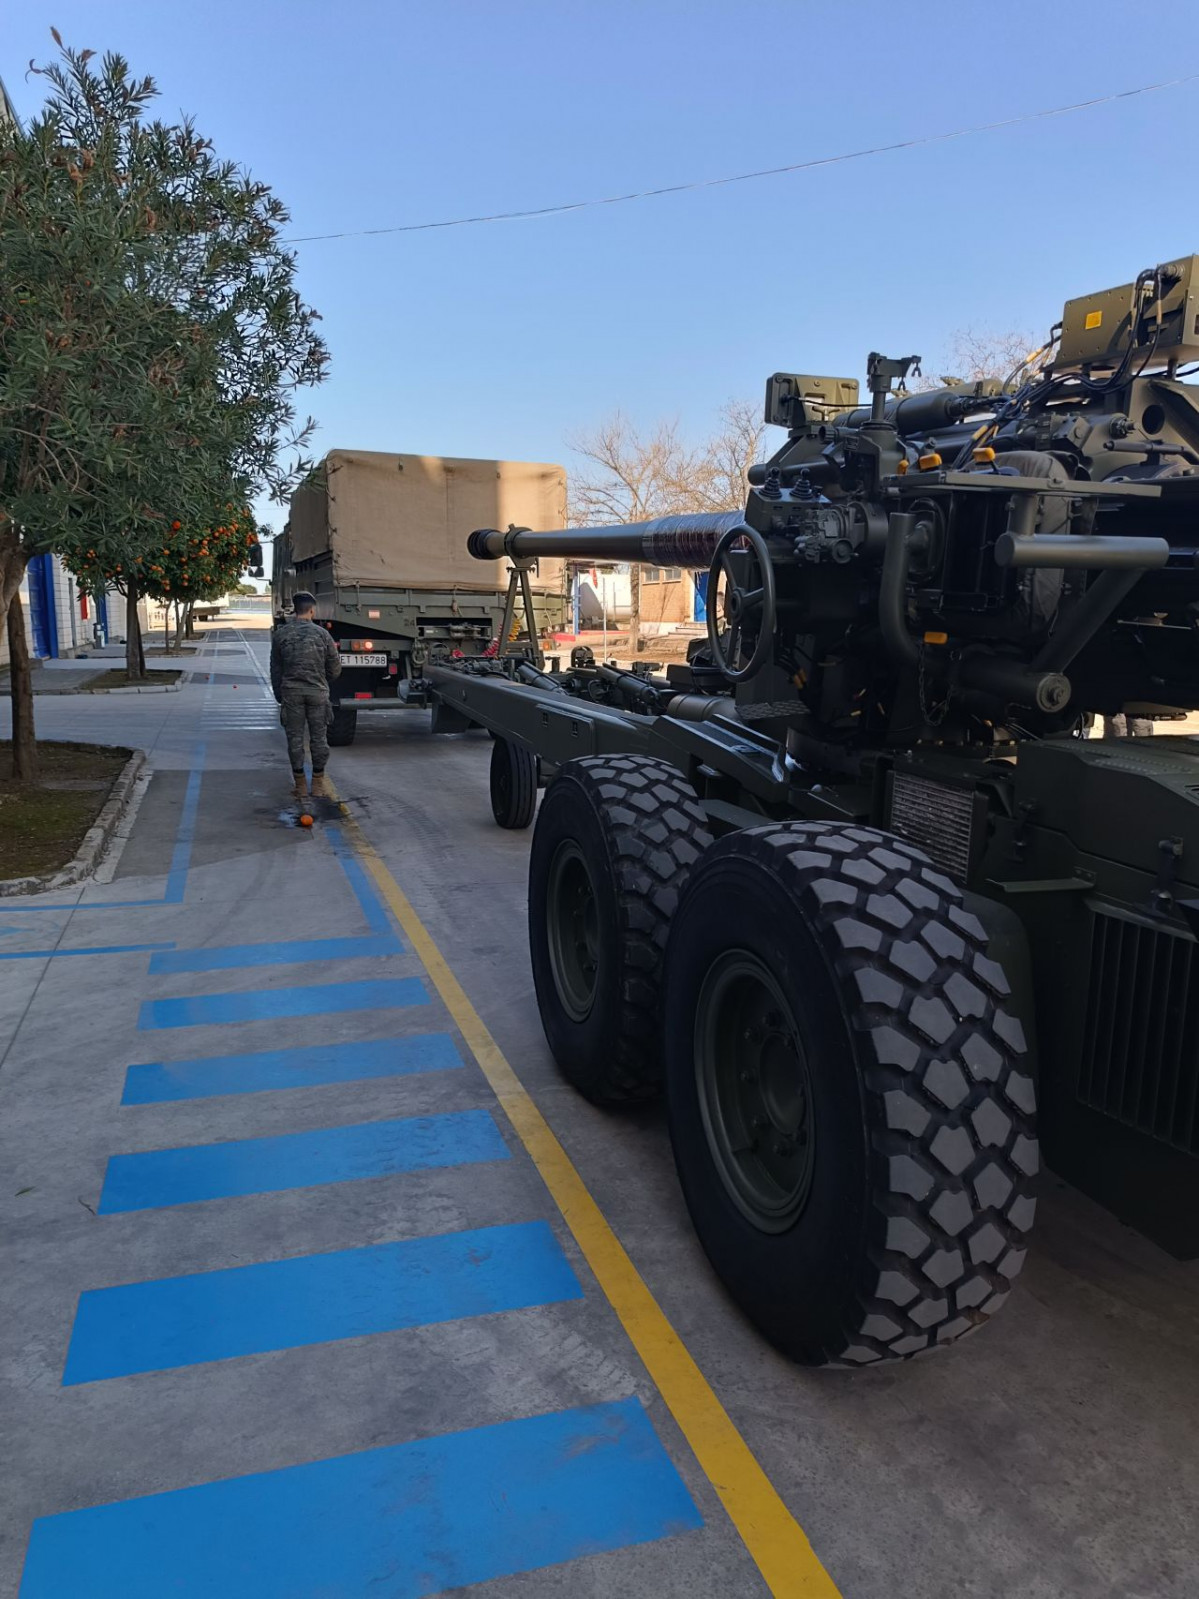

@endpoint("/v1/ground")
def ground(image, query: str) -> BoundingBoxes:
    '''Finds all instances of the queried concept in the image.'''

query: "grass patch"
[0,742,131,882]
[83,668,183,691]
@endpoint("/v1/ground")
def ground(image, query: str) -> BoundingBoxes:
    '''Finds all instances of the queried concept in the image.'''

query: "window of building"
[643,567,661,583]
[662,567,682,582]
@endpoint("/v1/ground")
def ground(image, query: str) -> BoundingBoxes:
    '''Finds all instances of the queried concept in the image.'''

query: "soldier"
[269,591,342,799]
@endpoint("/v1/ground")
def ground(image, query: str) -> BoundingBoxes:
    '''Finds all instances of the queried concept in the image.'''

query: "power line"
[283,73,1199,245]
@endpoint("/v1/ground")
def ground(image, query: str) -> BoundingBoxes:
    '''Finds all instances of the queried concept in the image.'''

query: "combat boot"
[293,772,309,799]
[310,772,331,800]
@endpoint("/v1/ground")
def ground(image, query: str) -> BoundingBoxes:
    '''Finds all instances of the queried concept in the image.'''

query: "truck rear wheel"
[663,821,1037,1366]
[327,706,358,747]
[489,737,539,829]
[529,756,712,1104]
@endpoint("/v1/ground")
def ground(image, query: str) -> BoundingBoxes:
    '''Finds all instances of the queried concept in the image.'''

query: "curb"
[96,681,182,693]
[0,749,147,899]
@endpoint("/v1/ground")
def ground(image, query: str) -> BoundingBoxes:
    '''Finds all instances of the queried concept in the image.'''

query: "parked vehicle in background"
[273,451,569,744]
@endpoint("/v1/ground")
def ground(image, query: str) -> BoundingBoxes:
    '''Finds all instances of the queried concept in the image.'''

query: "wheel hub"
[695,952,815,1232]
[546,841,600,1021]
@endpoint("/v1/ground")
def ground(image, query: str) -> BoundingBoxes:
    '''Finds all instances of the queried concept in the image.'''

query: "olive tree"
[0,37,327,777]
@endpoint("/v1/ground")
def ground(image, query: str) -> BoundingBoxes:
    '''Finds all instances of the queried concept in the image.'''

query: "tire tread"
[557,756,712,1103]
[729,821,1037,1362]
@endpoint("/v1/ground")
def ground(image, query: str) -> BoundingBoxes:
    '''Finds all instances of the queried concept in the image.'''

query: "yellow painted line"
[331,789,841,1598]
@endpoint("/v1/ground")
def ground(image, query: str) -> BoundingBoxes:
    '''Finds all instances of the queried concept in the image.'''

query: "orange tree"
[72,499,262,647]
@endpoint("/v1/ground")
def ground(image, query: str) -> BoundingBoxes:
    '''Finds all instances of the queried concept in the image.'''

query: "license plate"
[346,653,387,668]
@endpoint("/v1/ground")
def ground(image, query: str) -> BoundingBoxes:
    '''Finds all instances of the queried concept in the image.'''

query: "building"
[638,564,708,628]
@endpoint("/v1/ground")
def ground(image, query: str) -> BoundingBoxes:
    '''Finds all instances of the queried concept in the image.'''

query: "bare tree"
[913,327,1043,390]
[568,401,766,647]
[570,401,767,522]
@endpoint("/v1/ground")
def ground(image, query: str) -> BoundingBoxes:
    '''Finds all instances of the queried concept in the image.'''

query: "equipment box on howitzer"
[274,451,569,745]
[428,257,1199,1369]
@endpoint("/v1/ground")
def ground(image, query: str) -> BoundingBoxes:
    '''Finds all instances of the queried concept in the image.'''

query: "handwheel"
[706,524,777,683]
[663,820,1037,1365]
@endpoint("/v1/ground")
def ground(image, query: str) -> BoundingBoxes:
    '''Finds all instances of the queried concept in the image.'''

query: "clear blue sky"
[9,1,1199,532]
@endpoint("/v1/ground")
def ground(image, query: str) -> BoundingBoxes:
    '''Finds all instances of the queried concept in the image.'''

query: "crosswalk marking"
[121,1034,464,1104]
[19,1398,701,1599]
[138,976,428,1030]
[97,1108,509,1212]
[61,1222,584,1385]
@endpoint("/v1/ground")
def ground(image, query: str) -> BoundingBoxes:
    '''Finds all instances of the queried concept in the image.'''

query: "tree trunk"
[628,565,641,657]
[0,530,25,662]
[173,600,188,653]
[164,600,170,656]
[7,589,38,783]
[125,577,146,679]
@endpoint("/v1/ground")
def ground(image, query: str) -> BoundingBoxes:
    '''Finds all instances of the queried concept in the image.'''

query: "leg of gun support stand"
[497,565,520,659]
[500,557,544,668]
[518,560,544,669]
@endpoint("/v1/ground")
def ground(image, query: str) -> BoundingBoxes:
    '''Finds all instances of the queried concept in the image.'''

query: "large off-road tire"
[327,705,358,747]
[529,756,713,1104]
[663,820,1037,1366]
[490,736,538,829]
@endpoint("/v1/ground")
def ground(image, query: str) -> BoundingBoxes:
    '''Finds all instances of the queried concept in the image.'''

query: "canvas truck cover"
[288,451,568,594]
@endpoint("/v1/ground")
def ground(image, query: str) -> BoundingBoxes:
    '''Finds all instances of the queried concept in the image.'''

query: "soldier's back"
[276,619,334,692]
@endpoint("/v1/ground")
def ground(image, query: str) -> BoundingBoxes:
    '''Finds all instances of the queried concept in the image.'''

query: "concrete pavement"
[1,623,1197,1599]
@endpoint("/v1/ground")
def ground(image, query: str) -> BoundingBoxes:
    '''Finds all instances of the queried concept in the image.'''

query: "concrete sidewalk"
[0,631,762,1598]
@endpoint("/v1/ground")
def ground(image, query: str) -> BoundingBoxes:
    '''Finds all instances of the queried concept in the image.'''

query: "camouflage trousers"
[280,686,332,773]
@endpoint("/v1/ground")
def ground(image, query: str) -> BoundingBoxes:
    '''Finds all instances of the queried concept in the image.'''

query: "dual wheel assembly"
[526,755,1038,1366]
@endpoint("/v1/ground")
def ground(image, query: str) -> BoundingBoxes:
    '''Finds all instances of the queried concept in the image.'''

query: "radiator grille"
[888,773,975,881]
[1079,911,1199,1154]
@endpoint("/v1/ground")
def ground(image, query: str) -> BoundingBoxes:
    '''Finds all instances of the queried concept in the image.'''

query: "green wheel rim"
[546,840,601,1021]
[695,950,816,1233]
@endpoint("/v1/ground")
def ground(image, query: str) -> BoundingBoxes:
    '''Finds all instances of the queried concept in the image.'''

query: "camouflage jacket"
[269,618,342,699]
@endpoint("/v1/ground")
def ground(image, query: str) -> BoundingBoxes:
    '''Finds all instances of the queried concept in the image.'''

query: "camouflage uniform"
[270,618,342,773]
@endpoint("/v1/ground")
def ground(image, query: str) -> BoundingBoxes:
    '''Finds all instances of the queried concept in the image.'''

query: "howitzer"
[428,257,1199,1368]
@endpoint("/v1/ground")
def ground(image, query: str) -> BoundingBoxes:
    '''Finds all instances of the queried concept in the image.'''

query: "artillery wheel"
[327,706,358,747]
[663,821,1037,1365]
[529,756,712,1104]
[490,737,538,829]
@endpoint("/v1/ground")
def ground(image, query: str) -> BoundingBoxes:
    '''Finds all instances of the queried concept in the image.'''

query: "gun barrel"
[467,511,744,569]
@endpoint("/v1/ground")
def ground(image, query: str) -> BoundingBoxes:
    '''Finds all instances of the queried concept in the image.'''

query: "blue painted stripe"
[98,1109,508,1213]
[147,933,401,974]
[122,1033,463,1103]
[0,942,175,962]
[326,825,393,934]
[19,1397,701,1598]
[61,1221,581,1384]
[138,976,427,1030]
[164,757,204,903]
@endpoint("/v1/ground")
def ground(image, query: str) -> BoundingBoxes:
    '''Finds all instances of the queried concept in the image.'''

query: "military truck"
[273,451,568,744]
[429,257,1199,1367]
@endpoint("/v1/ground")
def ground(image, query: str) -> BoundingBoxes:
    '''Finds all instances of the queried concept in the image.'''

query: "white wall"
[0,557,129,667]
